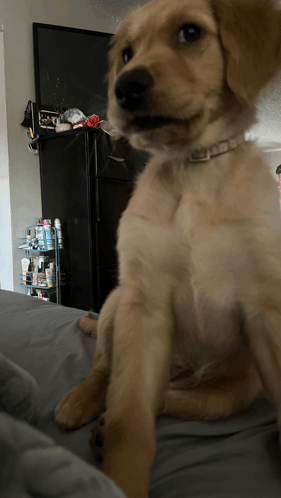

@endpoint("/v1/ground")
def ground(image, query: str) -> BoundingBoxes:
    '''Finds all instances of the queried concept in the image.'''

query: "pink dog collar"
[189,134,245,163]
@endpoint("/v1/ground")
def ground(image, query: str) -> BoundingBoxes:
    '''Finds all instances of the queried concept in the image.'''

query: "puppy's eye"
[122,47,133,64]
[178,24,202,43]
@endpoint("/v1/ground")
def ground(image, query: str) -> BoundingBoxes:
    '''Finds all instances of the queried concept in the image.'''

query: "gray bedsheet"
[1,289,281,497]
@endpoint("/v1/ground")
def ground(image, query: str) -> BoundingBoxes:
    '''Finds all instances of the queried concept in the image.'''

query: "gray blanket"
[1,289,281,497]
[0,291,125,498]
[0,350,40,425]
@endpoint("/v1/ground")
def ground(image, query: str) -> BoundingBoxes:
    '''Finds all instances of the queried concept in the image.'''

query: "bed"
[1,288,281,497]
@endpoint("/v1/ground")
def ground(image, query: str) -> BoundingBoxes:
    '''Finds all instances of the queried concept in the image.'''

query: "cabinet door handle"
[108,155,125,162]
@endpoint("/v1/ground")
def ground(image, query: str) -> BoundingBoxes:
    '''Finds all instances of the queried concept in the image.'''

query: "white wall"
[249,75,281,182]
[0,28,13,290]
[251,75,281,146]
[264,151,281,178]
[0,0,115,293]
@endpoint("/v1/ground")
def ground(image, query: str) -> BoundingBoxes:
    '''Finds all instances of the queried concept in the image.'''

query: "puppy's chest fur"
[118,155,252,383]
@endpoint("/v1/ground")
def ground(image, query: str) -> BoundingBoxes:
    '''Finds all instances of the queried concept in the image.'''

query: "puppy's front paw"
[54,383,100,429]
[79,313,98,338]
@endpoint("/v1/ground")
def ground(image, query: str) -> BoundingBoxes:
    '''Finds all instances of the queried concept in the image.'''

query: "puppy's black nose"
[115,69,154,112]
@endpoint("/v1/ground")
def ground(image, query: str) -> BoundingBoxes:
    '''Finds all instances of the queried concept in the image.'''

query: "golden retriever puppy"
[55,0,281,496]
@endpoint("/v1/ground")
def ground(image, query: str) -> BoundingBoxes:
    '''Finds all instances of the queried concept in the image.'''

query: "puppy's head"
[107,0,281,155]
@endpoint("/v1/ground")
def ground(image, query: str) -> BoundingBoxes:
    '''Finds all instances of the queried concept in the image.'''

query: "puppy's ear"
[213,0,281,104]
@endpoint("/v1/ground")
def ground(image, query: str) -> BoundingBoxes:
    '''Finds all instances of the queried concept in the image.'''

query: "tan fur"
[55,0,281,496]
[79,312,98,338]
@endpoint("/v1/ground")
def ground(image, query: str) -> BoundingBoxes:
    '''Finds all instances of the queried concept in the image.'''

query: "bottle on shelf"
[54,218,64,249]
[44,219,55,250]
[46,266,53,287]
[32,266,38,286]
[21,257,30,285]
[32,235,39,250]
[37,224,45,250]
[26,229,32,247]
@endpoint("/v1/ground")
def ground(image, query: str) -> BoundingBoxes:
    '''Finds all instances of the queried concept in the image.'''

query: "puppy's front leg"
[98,285,173,498]
[243,291,281,439]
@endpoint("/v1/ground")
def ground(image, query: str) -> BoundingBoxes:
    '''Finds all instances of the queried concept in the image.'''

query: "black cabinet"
[39,128,148,312]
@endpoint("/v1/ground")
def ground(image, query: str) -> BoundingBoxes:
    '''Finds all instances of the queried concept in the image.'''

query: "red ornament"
[83,114,100,129]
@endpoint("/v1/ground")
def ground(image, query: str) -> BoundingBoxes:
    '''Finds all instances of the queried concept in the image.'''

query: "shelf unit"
[18,224,63,304]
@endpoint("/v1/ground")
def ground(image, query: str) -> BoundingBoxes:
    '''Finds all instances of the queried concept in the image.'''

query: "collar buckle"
[189,148,211,163]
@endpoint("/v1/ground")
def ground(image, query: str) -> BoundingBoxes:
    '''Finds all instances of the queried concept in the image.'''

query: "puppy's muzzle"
[115,68,154,112]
